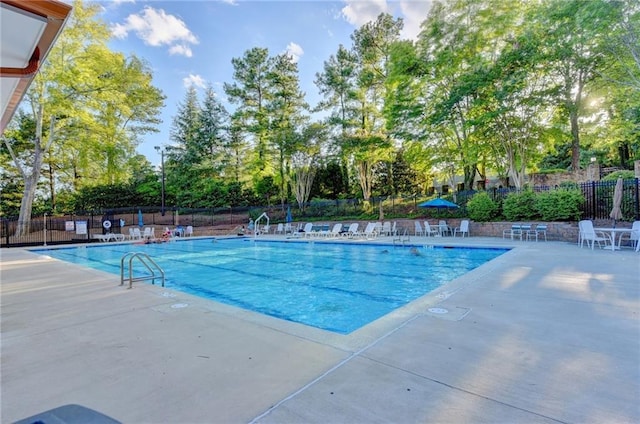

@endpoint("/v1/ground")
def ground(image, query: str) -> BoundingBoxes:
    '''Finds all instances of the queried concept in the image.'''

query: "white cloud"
[284,42,304,63]
[183,74,206,89]
[220,0,238,5]
[169,44,193,57]
[341,0,389,27]
[399,0,432,40]
[111,6,198,57]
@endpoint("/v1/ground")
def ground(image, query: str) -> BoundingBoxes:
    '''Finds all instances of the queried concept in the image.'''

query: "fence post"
[43,213,47,246]
[634,178,639,221]
[590,181,597,219]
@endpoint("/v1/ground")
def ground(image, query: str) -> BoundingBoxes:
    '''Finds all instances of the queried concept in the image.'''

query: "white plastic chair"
[618,221,640,249]
[414,221,424,236]
[423,221,439,237]
[454,220,470,237]
[275,223,284,235]
[578,220,609,250]
[185,226,193,237]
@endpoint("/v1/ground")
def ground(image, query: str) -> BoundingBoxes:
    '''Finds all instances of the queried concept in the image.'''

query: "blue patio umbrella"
[286,206,293,223]
[138,209,144,228]
[417,198,459,209]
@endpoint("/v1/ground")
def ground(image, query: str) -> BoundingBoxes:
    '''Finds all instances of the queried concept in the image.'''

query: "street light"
[154,146,165,216]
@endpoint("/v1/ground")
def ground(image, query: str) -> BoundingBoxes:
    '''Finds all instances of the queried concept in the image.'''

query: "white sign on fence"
[75,221,88,235]
[65,221,74,231]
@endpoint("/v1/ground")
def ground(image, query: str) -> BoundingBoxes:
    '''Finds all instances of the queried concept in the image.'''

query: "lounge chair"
[453,220,470,237]
[578,220,609,250]
[329,223,343,237]
[342,223,359,238]
[132,228,142,240]
[302,223,314,238]
[357,222,378,240]
[275,223,284,235]
[381,221,392,236]
[185,225,193,237]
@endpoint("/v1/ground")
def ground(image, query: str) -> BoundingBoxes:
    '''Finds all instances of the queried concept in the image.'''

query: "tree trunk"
[570,109,581,171]
[15,172,40,236]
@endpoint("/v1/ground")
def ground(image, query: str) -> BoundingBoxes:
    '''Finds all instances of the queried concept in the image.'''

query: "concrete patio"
[1,236,638,423]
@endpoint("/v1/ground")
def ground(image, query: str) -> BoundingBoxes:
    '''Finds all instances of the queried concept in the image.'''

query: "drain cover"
[428,307,449,314]
[171,303,189,309]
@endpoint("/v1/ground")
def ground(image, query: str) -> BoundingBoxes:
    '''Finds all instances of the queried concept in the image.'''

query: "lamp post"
[154,146,165,216]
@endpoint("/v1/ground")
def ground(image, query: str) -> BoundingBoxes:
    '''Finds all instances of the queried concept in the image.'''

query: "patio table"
[594,227,633,252]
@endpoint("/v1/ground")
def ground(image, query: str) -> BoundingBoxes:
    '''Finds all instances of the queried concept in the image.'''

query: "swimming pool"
[33,238,508,334]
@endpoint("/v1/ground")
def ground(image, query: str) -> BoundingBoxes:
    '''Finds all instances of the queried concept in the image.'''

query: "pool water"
[33,238,508,334]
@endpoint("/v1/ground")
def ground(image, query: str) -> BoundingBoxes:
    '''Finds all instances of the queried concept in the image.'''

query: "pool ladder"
[120,252,165,289]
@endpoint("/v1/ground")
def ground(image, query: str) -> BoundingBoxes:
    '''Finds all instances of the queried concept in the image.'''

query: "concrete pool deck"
[1,236,639,423]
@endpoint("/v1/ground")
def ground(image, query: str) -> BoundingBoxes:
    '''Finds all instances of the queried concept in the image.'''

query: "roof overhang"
[0,0,72,134]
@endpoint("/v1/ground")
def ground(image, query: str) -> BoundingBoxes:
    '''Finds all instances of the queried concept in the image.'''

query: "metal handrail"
[120,252,165,289]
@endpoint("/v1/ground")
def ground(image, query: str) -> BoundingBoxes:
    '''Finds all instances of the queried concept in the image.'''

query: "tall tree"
[224,48,274,179]
[198,84,229,174]
[267,53,308,207]
[534,0,619,171]
[2,0,163,236]
[169,86,201,207]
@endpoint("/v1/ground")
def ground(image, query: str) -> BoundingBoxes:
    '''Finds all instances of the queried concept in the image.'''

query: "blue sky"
[95,0,432,165]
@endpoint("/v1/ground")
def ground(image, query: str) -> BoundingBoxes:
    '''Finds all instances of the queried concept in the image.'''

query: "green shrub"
[466,192,498,222]
[602,170,635,181]
[535,189,584,221]
[502,190,538,221]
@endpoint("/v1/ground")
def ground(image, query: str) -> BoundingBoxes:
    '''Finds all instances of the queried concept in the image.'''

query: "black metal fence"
[2,179,638,248]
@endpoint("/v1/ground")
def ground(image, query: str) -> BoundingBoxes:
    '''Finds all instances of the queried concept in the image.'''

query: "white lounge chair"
[357,222,378,239]
[329,223,342,237]
[185,225,193,237]
[275,223,284,235]
[453,220,470,237]
[302,223,314,238]
[381,221,392,236]
[342,223,359,238]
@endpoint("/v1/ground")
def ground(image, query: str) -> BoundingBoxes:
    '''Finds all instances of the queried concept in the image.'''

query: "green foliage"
[602,170,635,181]
[502,190,538,221]
[466,192,499,222]
[535,189,584,221]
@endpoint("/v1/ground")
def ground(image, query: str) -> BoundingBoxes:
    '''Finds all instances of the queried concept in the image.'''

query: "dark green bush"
[502,190,538,221]
[466,192,498,222]
[535,189,584,221]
